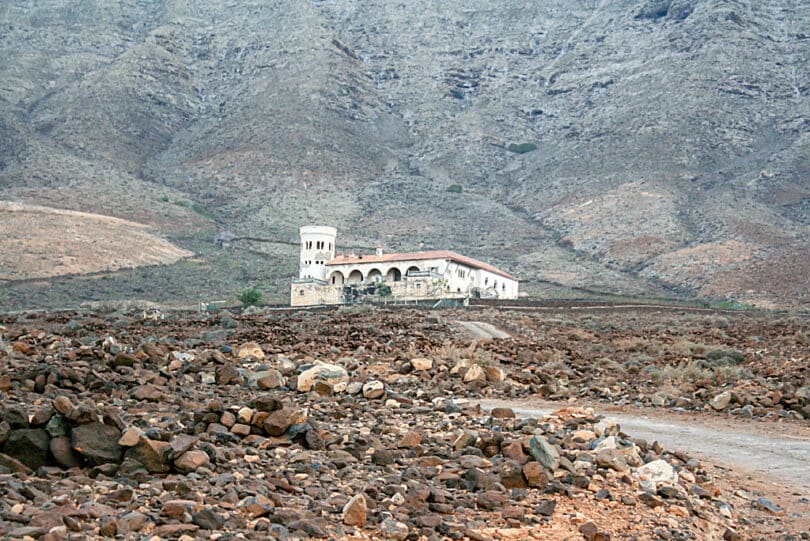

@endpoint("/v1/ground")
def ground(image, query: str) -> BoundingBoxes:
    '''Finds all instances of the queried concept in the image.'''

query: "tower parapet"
[299,225,337,280]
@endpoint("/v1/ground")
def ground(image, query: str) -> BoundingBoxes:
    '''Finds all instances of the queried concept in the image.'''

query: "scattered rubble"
[0,307,806,539]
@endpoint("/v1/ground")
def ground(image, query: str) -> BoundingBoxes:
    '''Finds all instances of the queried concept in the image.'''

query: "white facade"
[291,225,519,306]
[298,225,336,280]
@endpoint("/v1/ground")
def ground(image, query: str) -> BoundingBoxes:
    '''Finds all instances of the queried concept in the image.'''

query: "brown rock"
[216,364,240,385]
[596,449,628,472]
[342,494,367,526]
[237,495,274,518]
[68,422,121,465]
[238,342,265,360]
[410,358,433,371]
[50,436,82,468]
[30,406,54,427]
[163,500,200,519]
[3,428,50,470]
[98,516,118,537]
[12,340,31,354]
[131,384,165,402]
[220,411,236,428]
[398,430,423,449]
[502,441,529,464]
[231,423,251,436]
[485,365,506,382]
[263,408,303,436]
[475,491,507,510]
[254,395,284,412]
[257,370,284,389]
[125,437,171,472]
[174,449,211,473]
[52,396,73,415]
[579,521,610,541]
[0,452,33,474]
[499,459,528,489]
[491,407,515,419]
[522,461,548,488]
[112,352,138,367]
[155,523,199,537]
[118,427,142,447]
[502,505,525,521]
[170,434,198,457]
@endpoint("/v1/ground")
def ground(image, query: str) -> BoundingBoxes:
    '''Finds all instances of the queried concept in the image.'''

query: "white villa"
[290,225,519,306]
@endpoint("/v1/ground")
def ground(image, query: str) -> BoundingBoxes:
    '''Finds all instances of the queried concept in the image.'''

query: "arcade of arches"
[330,265,416,286]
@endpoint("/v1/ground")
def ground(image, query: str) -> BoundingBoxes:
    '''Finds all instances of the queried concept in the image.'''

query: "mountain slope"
[0,0,807,308]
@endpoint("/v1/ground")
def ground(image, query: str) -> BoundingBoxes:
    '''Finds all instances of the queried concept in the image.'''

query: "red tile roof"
[326,250,518,281]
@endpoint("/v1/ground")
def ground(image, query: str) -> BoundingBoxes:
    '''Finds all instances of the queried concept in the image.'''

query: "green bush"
[377,283,392,297]
[507,142,538,154]
[447,184,463,193]
[239,288,263,306]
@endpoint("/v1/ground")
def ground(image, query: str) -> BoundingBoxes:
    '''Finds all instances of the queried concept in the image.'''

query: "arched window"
[367,268,383,282]
[406,266,420,276]
[386,268,402,282]
[348,270,364,284]
[330,271,345,285]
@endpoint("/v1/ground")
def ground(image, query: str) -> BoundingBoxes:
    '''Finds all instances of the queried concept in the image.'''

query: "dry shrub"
[434,341,461,363]
[613,336,649,351]
[594,357,621,371]
[666,340,712,357]
[649,362,751,385]
[567,328,594,341]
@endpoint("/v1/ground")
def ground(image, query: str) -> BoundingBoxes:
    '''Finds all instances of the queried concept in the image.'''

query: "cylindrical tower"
[299,225,337,280]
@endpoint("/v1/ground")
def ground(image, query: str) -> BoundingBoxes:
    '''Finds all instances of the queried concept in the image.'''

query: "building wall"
[290,280,344,307]
[292,225,518,305]
[299,226,337,280]
[325,257,450,286]
[290,275,465,307]
[324,258,519,300]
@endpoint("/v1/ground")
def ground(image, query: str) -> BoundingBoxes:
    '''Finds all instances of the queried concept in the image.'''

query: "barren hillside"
[0,202,192,281]
[0,0,808,308]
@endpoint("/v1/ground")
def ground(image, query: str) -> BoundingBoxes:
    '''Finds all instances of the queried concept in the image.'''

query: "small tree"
[507,142,537,154]
[239,288,263,306]
[377,283,392,297]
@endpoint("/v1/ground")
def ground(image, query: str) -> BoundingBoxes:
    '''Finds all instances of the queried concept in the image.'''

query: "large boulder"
[635,459,678,491]
[528,435,560,470]
[237,342,265,360]
[342,494,367,526]
[125,437,171,473]
[296,363,349,393]
[710,391,733,411]
[70,422,123,465]
[3,429,50,470]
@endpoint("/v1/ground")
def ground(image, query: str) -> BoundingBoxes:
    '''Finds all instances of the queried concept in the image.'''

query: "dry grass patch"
[0,201,192,280]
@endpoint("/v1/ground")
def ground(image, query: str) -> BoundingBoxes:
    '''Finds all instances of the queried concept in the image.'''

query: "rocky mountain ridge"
[0,0,808,308]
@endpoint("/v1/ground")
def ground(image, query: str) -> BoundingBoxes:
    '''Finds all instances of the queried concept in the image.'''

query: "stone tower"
[299,225,337,280]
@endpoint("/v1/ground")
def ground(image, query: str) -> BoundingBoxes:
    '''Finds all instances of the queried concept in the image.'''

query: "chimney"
[376,245,383,257]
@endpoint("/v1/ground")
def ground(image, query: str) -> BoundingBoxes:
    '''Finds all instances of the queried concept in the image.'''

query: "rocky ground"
[0,305,807,539]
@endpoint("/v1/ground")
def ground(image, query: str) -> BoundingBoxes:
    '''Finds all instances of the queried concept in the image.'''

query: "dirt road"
[478,398,810,493]
[454,320,511,339]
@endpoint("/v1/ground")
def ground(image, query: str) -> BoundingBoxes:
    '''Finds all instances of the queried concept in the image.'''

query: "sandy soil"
[0,201,192,281]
